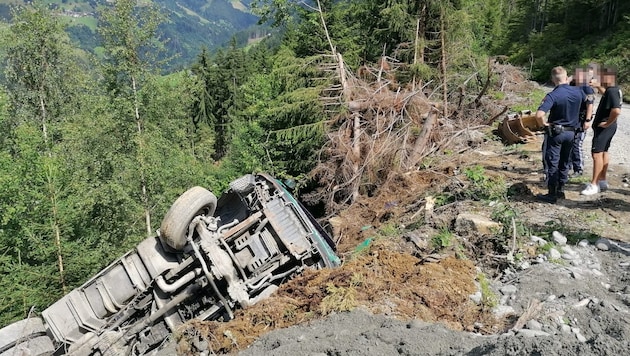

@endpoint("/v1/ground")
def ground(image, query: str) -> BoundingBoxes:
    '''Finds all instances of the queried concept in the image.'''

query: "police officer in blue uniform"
[536,66,586,203]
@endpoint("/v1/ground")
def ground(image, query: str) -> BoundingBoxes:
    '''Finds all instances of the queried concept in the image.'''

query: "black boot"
[537,184,557,204]
[557,183,566,199]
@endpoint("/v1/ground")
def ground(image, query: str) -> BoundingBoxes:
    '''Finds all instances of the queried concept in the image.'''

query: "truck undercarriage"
[0,173,340,356]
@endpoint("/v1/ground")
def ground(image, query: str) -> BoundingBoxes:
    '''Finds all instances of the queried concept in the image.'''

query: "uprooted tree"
[292,1,518,214]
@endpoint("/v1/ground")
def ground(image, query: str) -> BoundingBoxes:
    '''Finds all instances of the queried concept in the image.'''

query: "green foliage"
[477,272,498,309]
[432,228,454,249]
[500,0,630,84]
[462,165,507,201]
[320,282,357,315]
[378,223,400,238]
[491,202,529,237]
[434,192,456,207]
[511,88,546,113]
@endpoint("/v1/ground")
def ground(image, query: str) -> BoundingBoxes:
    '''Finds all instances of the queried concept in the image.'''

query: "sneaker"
[598,180,609,192]
[580,183,600,196]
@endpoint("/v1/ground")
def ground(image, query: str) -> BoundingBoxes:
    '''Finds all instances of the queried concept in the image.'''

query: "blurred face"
[574,70,588,85]
[602,73,616,87]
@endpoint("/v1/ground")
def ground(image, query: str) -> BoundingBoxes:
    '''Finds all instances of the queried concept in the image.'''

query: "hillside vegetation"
[0,0,629,331]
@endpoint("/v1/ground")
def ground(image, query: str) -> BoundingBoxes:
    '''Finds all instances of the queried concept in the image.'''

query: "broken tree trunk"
[406,109,438,169]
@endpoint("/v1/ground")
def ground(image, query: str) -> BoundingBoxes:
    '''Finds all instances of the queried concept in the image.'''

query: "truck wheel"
[160,186,217,250]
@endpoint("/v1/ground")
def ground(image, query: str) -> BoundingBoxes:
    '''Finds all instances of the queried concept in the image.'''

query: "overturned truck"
[0,173,341,355]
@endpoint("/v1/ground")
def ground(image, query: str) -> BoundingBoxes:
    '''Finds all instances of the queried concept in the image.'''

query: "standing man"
[536,66,585,203]
[569,68,595,176]
[581,67,623,195]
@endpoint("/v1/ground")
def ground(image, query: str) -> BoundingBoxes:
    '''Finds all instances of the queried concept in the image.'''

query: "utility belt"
[546,123,576,136]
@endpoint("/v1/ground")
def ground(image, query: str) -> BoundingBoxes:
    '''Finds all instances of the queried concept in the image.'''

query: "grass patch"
[432,228,454,249]
[491,202,529,237]
[320,282,358,315]
[569,175,590,184]
[463,165,507,201]
[477,273,499,309]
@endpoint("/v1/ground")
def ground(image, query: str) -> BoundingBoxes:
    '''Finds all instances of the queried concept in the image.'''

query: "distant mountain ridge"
[0,0,262,70]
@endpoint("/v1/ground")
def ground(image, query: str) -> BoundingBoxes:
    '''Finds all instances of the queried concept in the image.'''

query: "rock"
[493,305,515,317]
[405,230,429,249]
[609,285,625,293]
[589,318,603,334]
[591,269,604,277]
[500,285,518,295]
[575,332,587,343]
[573,298,590,308]
[560,246,576,255]
[570,259,583,266]
[469,291,482,304]
[530,235,547,246]
[455,213,502,235]
[560,324,572,334]
[517,329,551,337]
[546,294,557,302]
[587,263,602,270]
[407,320,429,329]
[547,248,561,260]
[578,239,590,247]
[572,328,587,343]
[595,238,611,251]
[562,253,578,260]
[552,231,567,246]
[526,319,543,331]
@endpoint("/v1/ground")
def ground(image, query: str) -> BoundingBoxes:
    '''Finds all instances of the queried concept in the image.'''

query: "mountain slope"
[0,0,261,70]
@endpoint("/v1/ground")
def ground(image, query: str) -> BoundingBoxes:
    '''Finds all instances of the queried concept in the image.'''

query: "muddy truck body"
[0,173,340,355]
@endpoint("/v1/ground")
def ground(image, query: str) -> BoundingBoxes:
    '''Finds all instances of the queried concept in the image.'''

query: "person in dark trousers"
[581,68,623,195]
[569,68,595,176]
[536,66,585,203]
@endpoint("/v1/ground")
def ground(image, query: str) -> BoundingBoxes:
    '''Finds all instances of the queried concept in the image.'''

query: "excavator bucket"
[498,110,545,144]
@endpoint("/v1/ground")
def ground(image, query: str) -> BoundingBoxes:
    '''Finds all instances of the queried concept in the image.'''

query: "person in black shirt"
[581,68,623,195]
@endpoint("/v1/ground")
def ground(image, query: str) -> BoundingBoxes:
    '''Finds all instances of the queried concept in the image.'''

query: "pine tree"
[98,0,165,237]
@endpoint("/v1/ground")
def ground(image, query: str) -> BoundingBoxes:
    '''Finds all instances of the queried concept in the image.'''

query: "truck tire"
[160,186,217,250]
